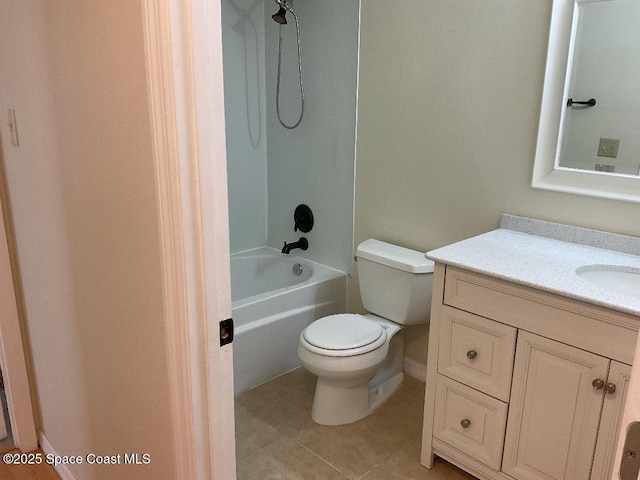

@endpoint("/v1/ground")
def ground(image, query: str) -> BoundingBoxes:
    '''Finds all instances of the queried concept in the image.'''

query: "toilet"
[297,239,434,425]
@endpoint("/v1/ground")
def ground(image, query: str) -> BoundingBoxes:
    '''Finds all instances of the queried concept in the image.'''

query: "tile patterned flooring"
[7,368,474,480]
[235,368,476,480]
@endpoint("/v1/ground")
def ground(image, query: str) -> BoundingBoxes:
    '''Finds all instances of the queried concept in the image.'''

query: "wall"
[222,0,269,253]
[561,0,640,174]
[266,0,359,273]
[355,0,640,366]
[0,1,175,479]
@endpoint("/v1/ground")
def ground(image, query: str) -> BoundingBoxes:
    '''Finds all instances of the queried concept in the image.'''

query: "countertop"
[426,215,640,316]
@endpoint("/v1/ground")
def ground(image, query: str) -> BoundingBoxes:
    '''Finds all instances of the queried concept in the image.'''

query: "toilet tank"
[356,239,434,325]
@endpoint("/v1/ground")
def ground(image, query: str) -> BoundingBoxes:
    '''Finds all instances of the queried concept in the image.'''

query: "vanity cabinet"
[422,264,638,480]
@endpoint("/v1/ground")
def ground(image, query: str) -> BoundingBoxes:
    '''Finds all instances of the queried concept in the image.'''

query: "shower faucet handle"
[294,204,314,233]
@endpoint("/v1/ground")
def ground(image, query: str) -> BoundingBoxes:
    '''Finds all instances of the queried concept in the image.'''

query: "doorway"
[0,133,37,453]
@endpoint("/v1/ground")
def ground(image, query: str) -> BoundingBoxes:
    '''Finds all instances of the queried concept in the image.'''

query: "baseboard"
[39,432,78,480]
[403,357,426,382]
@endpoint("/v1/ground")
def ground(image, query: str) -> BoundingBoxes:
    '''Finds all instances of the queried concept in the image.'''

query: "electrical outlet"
[598,138,620,158]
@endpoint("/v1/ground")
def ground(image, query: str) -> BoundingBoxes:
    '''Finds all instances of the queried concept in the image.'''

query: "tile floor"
[235,368,476,480]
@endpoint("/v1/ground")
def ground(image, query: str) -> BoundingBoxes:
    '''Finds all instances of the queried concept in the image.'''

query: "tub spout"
[281,237,308,254]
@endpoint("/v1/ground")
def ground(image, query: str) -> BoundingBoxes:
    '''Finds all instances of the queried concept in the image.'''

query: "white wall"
[355,0,640,365]
[561,0,640,174]
[0,1,175,478]
[266,0,359,273]
[222,0,269,253]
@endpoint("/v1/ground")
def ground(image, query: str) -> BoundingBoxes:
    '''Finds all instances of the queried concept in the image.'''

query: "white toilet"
[297,239,434,425]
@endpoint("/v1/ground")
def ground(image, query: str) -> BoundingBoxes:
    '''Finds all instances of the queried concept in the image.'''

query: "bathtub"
[231,247,347,394]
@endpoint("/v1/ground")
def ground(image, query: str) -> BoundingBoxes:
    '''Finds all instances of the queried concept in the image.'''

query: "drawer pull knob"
[460,418,471,428]
[466,350,477,360]
[604,383,617,395]
[592,378,605,390]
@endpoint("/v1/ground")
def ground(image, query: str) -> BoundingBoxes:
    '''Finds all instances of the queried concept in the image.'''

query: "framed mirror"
[532,0,640,203]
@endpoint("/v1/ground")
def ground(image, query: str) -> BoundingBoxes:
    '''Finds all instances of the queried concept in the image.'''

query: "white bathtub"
[231,247,347,394]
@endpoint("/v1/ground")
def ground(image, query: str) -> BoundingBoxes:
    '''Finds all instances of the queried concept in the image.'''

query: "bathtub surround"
[222,0,269,253]
[223,0,358,400]
[354,0,640,367]
[222,0,358,274]
[265,0,358,273]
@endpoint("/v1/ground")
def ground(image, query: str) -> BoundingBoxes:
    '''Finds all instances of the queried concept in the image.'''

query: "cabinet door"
[503,332,609,480]
[590,361,631,480]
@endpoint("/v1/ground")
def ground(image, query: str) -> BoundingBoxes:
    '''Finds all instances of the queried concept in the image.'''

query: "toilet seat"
[301,314,387,357]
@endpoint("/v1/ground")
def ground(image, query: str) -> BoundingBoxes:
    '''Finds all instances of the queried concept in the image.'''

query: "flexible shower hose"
[275,5,304,129]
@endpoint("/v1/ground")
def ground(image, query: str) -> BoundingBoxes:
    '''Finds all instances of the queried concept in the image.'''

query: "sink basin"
[576,265,640,299]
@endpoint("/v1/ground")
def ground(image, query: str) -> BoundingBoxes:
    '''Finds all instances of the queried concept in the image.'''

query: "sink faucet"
[281,237,309,254]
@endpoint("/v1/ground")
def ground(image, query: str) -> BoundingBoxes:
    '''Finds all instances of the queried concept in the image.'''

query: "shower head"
[272,6,287,24]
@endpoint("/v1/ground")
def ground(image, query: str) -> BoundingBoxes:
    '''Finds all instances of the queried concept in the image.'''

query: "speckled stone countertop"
[426,215,640,316]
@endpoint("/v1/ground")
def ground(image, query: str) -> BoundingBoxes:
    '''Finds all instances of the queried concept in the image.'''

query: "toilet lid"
[302,314,385,352]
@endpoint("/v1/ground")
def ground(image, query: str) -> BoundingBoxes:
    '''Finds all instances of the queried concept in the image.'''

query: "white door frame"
[142,0,236,479]
[0,193,37,452]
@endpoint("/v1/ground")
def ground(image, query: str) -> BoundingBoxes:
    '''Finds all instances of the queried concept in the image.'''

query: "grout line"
[234,371,430,480]
[296,440,352,479]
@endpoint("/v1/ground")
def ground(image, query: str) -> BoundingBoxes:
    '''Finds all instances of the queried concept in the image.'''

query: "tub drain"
[293,263,303,276]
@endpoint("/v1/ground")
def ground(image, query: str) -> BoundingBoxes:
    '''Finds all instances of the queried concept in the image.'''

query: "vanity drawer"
[438,306,516,401]
[442,266,639,365]
[433,374,508,470]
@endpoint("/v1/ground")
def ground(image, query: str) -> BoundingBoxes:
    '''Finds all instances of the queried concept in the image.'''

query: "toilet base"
[369,371,404,412]
[310,335,404,426]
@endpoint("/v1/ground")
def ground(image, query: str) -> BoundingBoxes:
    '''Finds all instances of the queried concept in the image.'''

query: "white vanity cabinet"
[421,264,638,480]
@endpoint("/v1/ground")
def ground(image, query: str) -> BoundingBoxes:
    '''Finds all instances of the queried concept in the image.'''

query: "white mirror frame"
[532,0,640,203]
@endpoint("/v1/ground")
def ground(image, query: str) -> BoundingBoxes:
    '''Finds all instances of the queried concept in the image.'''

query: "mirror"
[532,0,640,203]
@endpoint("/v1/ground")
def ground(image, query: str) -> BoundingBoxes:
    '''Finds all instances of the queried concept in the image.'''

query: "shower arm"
[274,0,295,16]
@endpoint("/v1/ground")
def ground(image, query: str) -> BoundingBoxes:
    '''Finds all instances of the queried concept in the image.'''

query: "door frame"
[142,0,236,479]
[0,187,37,452]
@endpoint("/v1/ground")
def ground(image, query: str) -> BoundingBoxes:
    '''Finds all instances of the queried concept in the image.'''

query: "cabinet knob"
[592,378,605,390]
[460,418,471,429]
[466,350,477,360]
[604,383,617,395]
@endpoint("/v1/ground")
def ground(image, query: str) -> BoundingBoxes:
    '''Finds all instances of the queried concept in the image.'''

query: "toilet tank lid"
[356,239,434,273]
